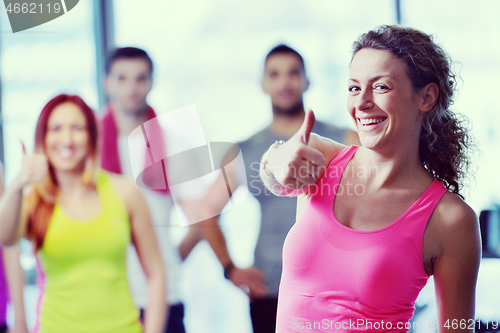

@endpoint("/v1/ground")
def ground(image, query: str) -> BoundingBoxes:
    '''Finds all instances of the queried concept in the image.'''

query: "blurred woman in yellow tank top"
[0,94,166,333]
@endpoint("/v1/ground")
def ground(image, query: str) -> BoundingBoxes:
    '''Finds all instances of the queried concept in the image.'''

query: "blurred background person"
[102,46,202,333]
[0,95,166,333]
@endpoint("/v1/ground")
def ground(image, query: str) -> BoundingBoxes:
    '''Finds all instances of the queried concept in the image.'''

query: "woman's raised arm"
[0,144,48,245]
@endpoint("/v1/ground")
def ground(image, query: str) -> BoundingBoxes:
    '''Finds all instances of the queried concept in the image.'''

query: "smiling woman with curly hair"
[260,25,480,332]
[352,25,473,197]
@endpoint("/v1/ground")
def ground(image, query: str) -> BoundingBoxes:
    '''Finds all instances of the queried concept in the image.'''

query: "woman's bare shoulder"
[429,190,480,254]
[434,191,477,229]
[107,173,141,208]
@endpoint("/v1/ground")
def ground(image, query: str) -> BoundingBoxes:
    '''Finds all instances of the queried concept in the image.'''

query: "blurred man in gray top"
[180,44,358,333]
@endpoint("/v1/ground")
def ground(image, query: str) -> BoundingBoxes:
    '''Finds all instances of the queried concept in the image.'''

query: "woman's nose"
[60,128,73,144]
[356,89,374,111]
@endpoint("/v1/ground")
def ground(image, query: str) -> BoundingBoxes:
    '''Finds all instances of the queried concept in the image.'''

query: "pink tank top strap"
[327,145,359,172]
[310,145,358,203]
[313,143,447,242]
[405,179,448,249]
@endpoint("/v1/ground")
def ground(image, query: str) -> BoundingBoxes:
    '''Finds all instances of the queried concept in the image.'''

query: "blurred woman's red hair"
[25,94,99,251]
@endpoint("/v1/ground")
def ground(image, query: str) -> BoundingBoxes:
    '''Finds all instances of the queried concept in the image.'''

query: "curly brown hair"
[351,25,473,196]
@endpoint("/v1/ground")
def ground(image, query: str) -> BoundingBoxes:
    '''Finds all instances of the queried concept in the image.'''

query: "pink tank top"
[276,145,447,332]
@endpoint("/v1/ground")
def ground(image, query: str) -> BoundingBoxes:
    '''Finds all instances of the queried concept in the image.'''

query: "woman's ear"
[420,82,439,112]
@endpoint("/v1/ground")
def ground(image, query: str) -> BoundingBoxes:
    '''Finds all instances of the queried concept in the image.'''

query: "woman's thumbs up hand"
[264,109,326,190]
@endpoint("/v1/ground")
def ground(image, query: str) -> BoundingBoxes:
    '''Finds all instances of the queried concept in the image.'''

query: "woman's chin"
[359,137,380,150]
[50,160,85,174]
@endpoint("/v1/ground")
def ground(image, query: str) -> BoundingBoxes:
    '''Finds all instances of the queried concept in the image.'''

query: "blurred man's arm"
[177,145,242,260]
[178,220,202,261]
[178,147,268,299]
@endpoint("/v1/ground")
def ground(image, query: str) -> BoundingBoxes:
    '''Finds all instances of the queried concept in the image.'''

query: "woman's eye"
[374,84,389,91]
[348,86,360,92]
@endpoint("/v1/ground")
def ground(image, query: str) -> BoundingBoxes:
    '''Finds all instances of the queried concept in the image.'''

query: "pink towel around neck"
[100,105,170,194]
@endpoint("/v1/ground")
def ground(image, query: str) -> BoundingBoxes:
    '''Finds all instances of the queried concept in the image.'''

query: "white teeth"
[360,118,385,125]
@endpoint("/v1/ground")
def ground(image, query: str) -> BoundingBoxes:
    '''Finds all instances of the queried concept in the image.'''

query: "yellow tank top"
[34,171,142,333]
